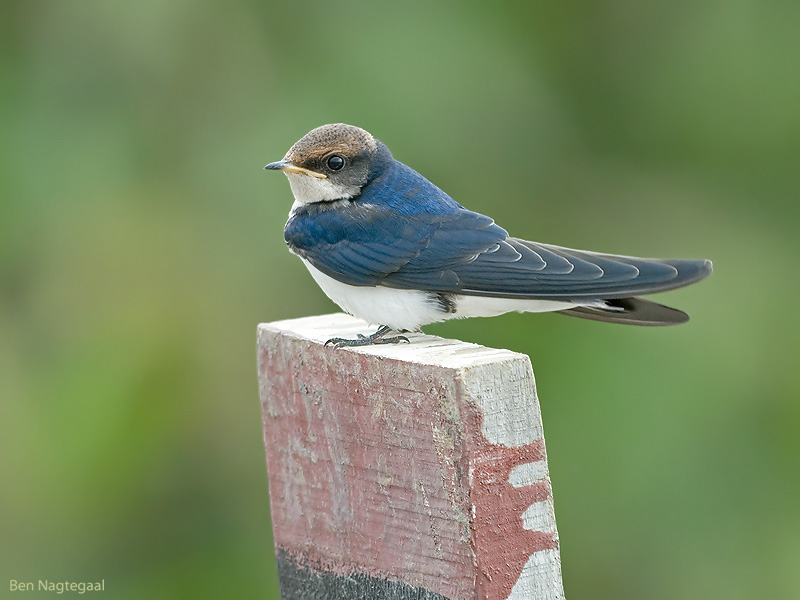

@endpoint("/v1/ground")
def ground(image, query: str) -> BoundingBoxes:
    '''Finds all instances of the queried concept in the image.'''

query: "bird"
[265,123,712,347]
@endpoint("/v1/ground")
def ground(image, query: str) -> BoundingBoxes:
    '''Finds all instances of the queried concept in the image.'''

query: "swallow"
[265,124,712,347]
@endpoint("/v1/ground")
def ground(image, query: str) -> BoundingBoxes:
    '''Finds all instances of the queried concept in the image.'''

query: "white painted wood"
[266,312,525,369]
[509,550,565,600]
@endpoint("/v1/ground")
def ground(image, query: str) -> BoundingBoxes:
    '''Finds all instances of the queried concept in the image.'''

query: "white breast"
[301,260,445,330]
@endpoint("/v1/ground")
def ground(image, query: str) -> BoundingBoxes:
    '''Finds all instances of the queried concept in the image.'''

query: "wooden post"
[258,313,565,600]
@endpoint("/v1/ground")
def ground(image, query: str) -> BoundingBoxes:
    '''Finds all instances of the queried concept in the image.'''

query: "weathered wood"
[258,313,565,600]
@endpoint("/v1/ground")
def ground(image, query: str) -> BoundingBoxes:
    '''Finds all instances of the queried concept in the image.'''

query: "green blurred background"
[2,1,799,598]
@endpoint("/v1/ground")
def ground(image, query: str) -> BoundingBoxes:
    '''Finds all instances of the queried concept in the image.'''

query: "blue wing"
[285,161,712,299]
[384,237,712,299]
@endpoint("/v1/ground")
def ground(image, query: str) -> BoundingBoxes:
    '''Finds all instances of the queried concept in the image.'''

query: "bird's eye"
[326,154,345,171]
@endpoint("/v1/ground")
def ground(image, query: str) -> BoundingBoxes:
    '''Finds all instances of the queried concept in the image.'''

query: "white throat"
[285,172,360,208]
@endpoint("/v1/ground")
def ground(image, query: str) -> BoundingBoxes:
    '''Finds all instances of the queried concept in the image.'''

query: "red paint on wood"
[467,430,557,600]
[259,336,475,599]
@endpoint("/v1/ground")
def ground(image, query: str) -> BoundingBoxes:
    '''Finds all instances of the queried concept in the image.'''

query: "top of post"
[259,312,527,371]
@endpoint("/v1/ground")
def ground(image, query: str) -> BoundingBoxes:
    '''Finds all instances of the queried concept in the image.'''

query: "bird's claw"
[324,326,410,348]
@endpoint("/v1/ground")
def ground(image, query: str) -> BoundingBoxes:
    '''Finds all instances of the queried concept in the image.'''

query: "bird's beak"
[264,159,327,179]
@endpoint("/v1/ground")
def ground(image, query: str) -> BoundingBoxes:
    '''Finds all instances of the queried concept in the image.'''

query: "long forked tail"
[559,297,691,326]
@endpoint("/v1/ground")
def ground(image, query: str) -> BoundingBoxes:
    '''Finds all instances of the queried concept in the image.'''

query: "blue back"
[284,158,508,287]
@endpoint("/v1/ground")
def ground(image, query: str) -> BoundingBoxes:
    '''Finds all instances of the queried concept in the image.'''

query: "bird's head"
[265,123,389,205]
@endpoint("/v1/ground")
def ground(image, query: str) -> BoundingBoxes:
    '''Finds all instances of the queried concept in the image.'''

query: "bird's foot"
[325,325,410,348]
